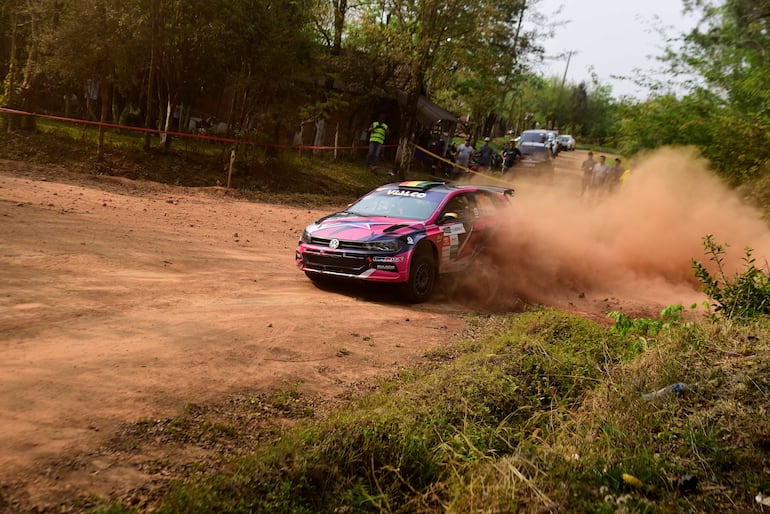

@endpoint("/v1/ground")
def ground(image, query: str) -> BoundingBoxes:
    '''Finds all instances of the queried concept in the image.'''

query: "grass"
[100,310,768,513]
[0,118,432,208]
[2,122,768,512]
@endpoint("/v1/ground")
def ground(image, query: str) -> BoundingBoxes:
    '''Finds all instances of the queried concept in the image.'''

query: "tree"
[427,0,550,140]
[659,0,770,181]
[1,0,50,131]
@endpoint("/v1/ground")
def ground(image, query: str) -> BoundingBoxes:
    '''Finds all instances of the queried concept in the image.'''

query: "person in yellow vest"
[366,114,389,174]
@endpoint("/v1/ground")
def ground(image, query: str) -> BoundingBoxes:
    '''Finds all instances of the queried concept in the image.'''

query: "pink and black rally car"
[295,180,514,302]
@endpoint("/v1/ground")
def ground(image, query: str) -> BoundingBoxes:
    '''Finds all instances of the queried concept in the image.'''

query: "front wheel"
[400,248,437,303]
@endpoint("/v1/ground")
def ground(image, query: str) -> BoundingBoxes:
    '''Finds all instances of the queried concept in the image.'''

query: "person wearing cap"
[476,137,495,174]
[501,138,522,176]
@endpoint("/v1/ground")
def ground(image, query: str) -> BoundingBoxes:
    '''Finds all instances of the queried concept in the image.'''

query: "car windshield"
[519,132,546,143]
[346,189,442,221]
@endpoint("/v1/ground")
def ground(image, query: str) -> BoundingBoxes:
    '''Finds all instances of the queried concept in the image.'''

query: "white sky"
[533,0,700,98]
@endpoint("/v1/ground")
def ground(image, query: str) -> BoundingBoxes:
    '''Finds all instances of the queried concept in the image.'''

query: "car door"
[436,192,487,272]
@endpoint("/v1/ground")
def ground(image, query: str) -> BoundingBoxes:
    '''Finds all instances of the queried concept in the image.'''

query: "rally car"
[295,181,514,302]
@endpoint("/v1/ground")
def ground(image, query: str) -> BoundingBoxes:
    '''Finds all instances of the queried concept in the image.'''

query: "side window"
[474,192,497,217]
[442,194,471,221]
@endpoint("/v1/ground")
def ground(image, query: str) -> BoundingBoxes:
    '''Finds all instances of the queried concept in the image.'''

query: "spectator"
[501,139,522,175]
[608,157,624,192]
[476,137,495,173]
[580,151,596,195]
[366,114,389,174]
[592,155,611,192]
[454,137,475,175]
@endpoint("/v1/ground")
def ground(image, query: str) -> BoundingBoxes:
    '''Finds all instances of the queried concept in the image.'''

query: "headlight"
[363,239,404,252]
[300,228,312,244]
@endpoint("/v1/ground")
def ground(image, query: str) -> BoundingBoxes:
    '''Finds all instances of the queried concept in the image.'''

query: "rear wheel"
[400,247,437,303]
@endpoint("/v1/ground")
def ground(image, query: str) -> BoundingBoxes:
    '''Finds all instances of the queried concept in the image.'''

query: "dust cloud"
[486,147,770,314]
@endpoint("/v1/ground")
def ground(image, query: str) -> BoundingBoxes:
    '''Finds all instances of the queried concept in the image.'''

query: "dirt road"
[0,149,675,510]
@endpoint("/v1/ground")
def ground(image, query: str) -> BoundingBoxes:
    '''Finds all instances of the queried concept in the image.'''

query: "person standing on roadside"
[608,157,624,193]
[501,139,522,176]
[476,137,495,174]
[454,137,475,177]
[580,151,596,195]
[366,114,389,174]
[591,154,611,193]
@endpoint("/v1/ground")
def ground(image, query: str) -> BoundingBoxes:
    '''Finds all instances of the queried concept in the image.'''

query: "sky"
[533,0,700,98]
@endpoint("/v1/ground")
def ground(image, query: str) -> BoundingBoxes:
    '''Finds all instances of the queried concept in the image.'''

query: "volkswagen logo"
[329,239,340,249]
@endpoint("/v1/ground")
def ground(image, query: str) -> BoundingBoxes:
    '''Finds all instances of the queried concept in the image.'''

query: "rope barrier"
[0,107,397,151]
[1,108,511,187]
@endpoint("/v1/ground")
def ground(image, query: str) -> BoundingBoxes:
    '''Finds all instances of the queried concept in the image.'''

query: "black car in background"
[516,129,555,179]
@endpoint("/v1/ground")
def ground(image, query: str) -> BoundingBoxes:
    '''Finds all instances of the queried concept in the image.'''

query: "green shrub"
[692,234,770,319]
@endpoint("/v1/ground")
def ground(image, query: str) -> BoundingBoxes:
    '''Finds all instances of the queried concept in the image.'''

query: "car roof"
[379,181,514,197]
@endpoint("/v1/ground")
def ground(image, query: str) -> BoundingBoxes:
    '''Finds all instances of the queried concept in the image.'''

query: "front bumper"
[296,244,411,283]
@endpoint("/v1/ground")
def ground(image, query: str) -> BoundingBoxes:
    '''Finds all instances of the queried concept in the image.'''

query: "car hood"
[307,215,425,241]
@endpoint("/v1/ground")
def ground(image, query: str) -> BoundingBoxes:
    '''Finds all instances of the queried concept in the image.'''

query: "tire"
[400,247,437,303]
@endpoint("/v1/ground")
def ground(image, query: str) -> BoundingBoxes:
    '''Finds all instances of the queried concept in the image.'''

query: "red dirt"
[4,147,761,511]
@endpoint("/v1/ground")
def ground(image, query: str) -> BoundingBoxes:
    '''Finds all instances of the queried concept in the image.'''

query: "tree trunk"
[3,7,19,132]
[162,95,172,148]
[143,0,158,151]
[97,79,113,160]
[397,92,420,180]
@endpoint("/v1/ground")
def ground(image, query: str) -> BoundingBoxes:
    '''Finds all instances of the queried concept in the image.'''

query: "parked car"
[557,134,576,151]
[295,181,514,302]
[516,130,555,178]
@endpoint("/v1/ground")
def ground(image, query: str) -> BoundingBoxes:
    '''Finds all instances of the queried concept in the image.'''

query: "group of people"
[365,115,629,196]
[580,151,625,196]
[453,136,522,176]
[366,114,524,179]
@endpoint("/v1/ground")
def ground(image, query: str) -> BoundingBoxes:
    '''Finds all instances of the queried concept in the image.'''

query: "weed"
[692,234,770,319]
[607,304,699,361]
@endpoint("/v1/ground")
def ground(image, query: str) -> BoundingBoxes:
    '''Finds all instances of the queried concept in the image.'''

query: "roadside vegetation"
[89,243,769,513]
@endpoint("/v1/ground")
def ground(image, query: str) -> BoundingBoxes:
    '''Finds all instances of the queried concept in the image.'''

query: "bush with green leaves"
[692,234,770,319]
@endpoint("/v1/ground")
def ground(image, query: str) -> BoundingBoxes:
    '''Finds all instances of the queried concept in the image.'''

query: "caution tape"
[411,143,512,186]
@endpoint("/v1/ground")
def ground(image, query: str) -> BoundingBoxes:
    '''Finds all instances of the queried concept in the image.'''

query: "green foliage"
[648,0,770,183]
[608,305,698,361]
[608,305,687,339]
[607,305,697,362]
[692,234,770,319]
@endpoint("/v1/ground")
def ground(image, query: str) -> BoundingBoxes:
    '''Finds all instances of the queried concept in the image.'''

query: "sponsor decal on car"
[372,256,404,263]
[442,223,466,235]
[387,189,427,198]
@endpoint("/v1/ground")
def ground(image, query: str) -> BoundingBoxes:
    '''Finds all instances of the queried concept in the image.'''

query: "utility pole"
[555,50,575,131]
[560,50,574,91]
